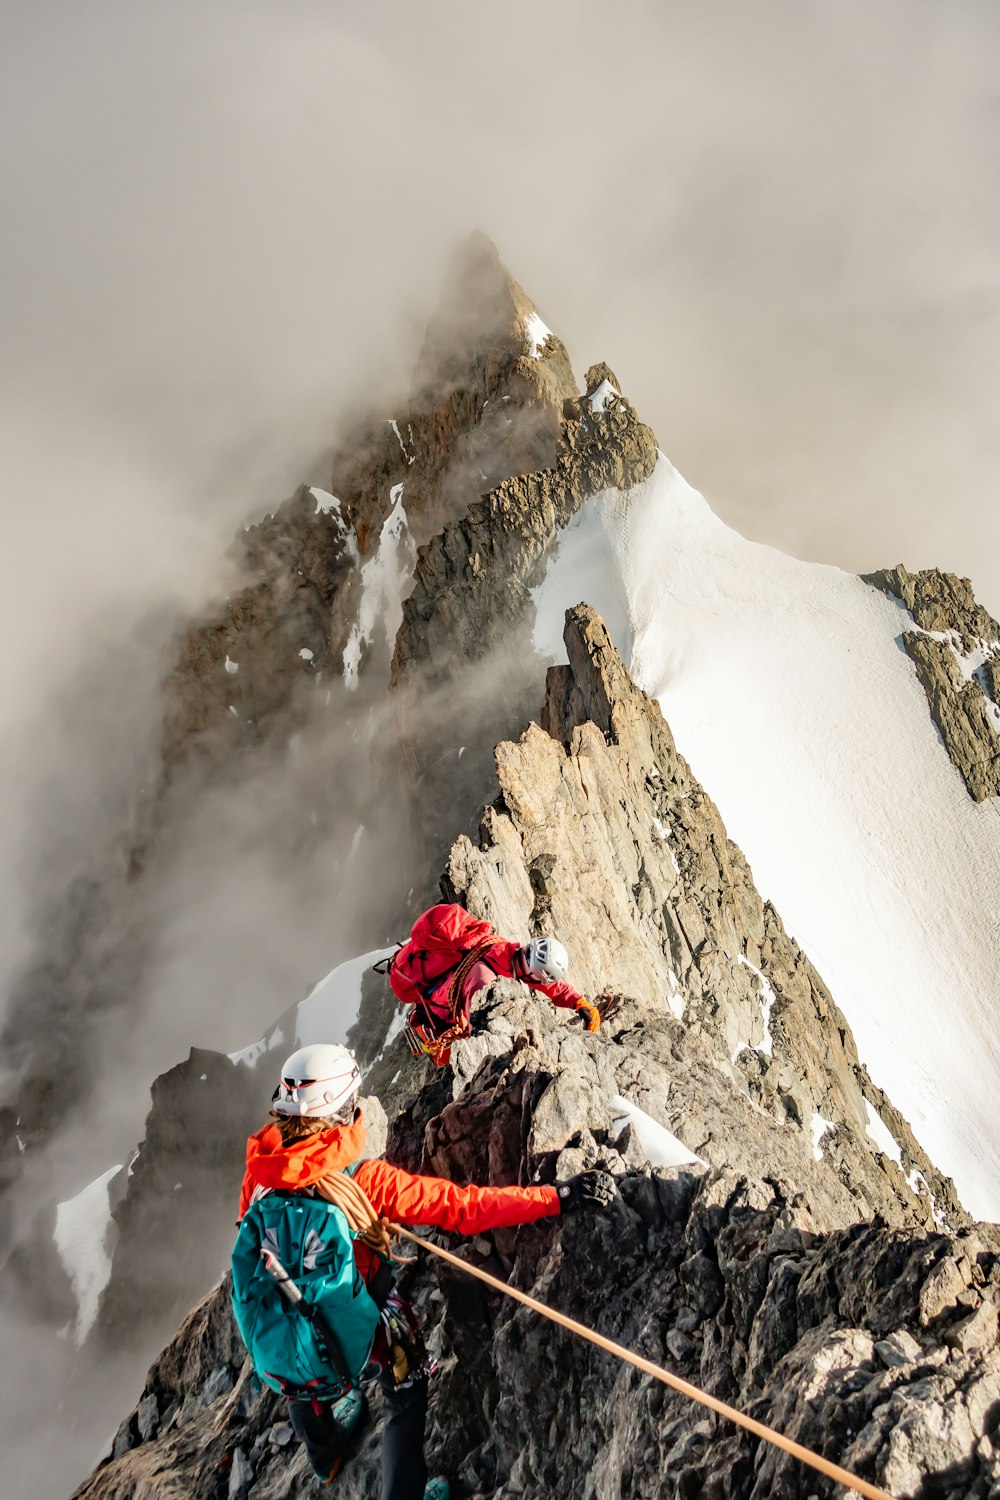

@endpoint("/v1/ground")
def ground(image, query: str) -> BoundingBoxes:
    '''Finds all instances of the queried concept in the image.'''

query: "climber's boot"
[313,1389,368,1484]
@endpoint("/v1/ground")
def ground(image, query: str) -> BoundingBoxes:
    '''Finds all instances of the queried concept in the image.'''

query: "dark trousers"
[288,1377,428,1500]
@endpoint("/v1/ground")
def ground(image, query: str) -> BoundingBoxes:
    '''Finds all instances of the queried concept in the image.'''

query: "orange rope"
[389,1223,896,1500]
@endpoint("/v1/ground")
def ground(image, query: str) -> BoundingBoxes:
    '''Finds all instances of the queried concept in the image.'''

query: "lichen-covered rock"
[865,564,1000,800]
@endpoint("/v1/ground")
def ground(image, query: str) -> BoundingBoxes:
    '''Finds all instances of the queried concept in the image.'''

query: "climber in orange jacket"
[236,1042,616,1499]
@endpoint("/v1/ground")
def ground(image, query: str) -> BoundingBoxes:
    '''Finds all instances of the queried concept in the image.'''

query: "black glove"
[555,1170,618,1214]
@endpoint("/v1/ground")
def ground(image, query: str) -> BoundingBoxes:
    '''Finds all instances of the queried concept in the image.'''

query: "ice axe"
[260,1247,355,1391]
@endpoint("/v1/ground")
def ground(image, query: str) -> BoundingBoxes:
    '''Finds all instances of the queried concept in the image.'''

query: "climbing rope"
[389,1223,896,1500]
[316,1172,397,1259]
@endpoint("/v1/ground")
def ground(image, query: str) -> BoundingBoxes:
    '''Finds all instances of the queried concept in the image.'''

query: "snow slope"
[229,947,393,1071]
[54,1164,122,1344]
[536,455,1000,1220]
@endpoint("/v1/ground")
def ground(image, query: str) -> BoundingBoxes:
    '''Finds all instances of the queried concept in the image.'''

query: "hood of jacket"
[238,1110,368,1218]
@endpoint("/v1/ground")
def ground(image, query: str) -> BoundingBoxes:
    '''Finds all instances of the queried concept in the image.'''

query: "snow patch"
[588,378,620,415]
[810,1112,834,1161]
[906,1167,947,1227]
[530,498,631,663]
[228,1025,284,1070]
[864,1100,903,1167]
[611,1094,706,1168]
[54,1165,122,1344]
[386,419,415,466]
[523,311,552,358]
[224,655,239,675]
[652,817,681,874]
[738,956,776,1057]
[298,647,314,662]
[310,487,344,520]
[294,948,394,1048]
[342,485,414,690]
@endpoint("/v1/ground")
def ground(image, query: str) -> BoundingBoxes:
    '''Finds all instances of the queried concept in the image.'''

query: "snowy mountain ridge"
[533,455,1000,1220]
[6,237,1000,1498]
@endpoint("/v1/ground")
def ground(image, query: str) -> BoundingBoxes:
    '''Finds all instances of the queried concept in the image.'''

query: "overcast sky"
[1,0,999,985]
[3,3,999,660]
[3,12,999,1488]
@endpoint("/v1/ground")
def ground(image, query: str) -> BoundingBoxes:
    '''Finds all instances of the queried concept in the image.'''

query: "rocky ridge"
[88,293,656,1361]
[11,239,999,1498]
[75,611,999,1500]
[865,565,1000,801]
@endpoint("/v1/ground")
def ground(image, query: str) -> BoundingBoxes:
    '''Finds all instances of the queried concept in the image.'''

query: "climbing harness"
[401,941,496,1067]
[388,1223,896,1500]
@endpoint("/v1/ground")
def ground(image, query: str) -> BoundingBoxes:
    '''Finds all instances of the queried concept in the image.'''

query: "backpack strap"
[371,947,402,976]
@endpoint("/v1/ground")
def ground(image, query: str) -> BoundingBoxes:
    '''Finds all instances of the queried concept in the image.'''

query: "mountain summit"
[6,243,1000,1499]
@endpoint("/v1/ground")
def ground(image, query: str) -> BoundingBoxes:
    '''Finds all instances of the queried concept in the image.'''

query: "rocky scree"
[866,565,1000,801]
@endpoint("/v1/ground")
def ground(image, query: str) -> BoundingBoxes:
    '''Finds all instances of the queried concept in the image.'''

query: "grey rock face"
[392,364,657,691]
[865,564,1000,800]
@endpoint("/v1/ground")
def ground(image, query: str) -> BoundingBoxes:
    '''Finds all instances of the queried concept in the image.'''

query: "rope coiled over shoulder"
[315,1169,398,1260]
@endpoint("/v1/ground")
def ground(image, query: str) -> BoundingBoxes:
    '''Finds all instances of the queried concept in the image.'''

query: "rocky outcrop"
[75,991,999,1499]
[387,363,657,863]
[162,486,362,766]
[865,565,1000,800]
[442,605,961,1227]
[866,565,1000,647]
[95,1048,264,1353]
[163,234,581,767]
[392,365,657,690]
[72,608,997,1500]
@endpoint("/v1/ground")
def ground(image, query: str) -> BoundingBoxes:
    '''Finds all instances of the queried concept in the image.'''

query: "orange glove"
[576,998,601,1033]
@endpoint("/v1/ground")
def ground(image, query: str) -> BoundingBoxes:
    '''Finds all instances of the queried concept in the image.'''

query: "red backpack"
[387,903,496,1008]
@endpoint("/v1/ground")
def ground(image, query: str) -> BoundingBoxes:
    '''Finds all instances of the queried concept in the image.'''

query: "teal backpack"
[231,1184,380,1399]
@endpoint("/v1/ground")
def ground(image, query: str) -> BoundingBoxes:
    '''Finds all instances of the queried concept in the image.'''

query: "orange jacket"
[239,1111,560,1284]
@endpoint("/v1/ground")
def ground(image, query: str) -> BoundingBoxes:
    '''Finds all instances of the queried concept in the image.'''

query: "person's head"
[270,1043,361,1136]
[518,935,570,984]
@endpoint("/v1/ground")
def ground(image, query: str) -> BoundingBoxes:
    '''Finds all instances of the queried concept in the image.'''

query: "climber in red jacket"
[238,1042,616,1500]
[387,903,602,1066]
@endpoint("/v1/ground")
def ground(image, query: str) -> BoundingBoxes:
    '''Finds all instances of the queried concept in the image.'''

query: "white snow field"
[54,1164,122,1344]
[611,1094,707,1170]
[535,454,1000,1221]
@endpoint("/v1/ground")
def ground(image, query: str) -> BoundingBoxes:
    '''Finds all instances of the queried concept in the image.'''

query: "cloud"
[2,3,1000,1491]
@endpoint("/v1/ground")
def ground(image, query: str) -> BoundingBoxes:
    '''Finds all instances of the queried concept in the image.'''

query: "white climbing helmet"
[521,936,570,983]
[273,1043,361,1121]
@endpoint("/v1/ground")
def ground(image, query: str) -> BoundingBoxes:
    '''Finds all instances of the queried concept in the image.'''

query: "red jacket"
[239,1112,560,1286]
[405,905,582,1021]
[425,936,581,1020]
